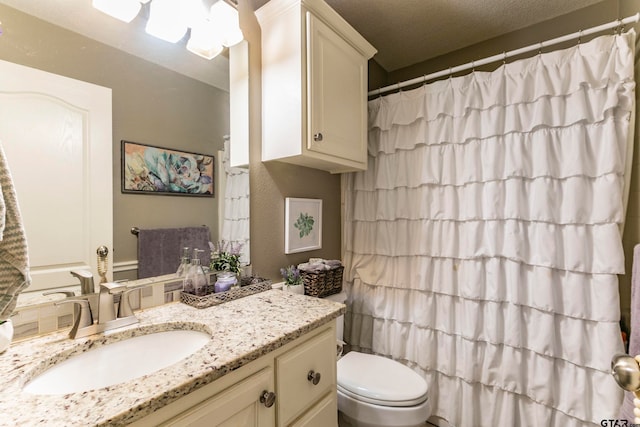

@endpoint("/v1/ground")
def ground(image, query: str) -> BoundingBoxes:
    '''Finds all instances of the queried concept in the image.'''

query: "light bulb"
[145,0,188,43]
[209,0,244,47]
[187,19,225,60]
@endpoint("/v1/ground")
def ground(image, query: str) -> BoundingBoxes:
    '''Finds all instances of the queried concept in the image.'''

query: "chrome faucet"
[56,282,146,339]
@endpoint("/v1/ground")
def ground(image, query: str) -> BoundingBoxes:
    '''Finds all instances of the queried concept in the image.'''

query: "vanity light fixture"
[145,0,192,43]
[93,0,244,58]
[92,0,143,23]
[208,0,244,47]
[187,19,225,59]
[186,0,244,59]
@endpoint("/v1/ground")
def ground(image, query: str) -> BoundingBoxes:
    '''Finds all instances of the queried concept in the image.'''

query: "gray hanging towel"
[137,226,211,279]
[0,142,31,320]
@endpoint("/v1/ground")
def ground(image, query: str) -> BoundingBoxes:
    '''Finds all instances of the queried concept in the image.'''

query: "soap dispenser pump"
[184,248,208,296]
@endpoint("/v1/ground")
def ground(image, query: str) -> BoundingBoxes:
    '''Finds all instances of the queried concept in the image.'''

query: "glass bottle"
[185,248,208,296]
[176,247,190,278]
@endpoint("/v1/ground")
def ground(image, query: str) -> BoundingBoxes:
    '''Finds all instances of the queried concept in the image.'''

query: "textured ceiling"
[251,0,606,71]
[1,0,608,87]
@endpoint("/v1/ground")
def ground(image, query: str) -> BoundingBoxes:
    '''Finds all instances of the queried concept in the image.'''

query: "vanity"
[0,290,344,426]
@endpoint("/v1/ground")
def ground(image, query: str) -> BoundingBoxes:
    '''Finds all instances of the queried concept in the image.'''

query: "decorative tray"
[180,278,273,309]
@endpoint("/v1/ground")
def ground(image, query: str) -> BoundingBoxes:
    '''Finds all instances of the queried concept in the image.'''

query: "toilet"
[324,292,432,427]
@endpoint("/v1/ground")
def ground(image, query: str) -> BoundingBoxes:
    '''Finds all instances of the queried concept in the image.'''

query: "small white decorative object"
[280,265,305,295]
[0,320,13,353]
[285,284,305,295]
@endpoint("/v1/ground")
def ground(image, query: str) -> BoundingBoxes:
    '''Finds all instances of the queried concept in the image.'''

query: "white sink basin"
[23,329,210,395]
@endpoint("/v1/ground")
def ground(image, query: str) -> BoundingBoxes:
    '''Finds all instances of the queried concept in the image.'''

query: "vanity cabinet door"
[288,393,337,427]
[161,367,275,427]
[276,327,337,426]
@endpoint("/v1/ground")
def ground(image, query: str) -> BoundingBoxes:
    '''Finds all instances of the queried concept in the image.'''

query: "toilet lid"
[337,352,428,405]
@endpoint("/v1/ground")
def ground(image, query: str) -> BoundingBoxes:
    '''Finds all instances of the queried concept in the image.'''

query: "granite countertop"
[0,289,345,426]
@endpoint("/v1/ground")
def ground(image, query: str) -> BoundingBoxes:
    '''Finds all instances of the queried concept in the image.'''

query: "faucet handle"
[100,282,128,294]
[70,270,96,295]
[55,299,94,338]
[117,285,147,318]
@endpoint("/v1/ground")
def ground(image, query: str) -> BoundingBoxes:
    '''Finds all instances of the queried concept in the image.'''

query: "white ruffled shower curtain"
[220,137,250,264]
[343,31,636,426]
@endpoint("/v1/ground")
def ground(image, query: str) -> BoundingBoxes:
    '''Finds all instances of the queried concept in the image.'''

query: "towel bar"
[131,225,208,236]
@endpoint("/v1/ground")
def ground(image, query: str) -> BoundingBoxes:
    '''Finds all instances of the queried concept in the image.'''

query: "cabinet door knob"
[307,370,321,385]
[260,390,276,408]
[313,132,323,142]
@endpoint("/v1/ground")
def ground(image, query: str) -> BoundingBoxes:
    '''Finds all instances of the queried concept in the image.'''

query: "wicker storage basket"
[301,266,343,298]
[180,279,272,309]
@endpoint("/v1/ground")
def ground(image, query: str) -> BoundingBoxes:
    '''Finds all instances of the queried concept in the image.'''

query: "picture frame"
[121,140,214,197]
[285,198,322,254]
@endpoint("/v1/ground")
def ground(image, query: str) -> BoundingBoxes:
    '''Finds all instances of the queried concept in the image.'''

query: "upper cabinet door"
[257,0,376,174]
[0,59,113,292]
[306,12,367,167]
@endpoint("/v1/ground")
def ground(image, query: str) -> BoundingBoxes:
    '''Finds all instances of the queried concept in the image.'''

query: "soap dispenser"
[176,247,190,278]
[185,249,208,296]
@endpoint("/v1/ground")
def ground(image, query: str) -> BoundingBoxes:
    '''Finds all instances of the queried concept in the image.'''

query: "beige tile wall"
[11,275,205,342]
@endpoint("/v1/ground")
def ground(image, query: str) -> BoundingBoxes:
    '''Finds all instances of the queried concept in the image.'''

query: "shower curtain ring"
[502,51,507,65]
[578,30,582,45]
[611,19,622,34]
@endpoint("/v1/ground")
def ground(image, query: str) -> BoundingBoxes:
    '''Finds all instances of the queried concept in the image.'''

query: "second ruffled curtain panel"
[220,137,250,264]
[343,30,636,426]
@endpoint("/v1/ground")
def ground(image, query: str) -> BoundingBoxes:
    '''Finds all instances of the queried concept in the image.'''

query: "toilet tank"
[323,291,347,342]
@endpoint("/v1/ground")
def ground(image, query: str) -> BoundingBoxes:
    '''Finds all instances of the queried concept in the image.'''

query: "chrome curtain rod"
[368,13,640,97]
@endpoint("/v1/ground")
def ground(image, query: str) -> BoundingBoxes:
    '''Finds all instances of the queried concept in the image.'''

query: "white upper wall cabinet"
[257,0,376,174]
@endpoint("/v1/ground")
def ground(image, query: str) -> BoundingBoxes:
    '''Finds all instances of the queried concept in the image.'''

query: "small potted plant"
[210,241,243,277]
[280,265,304,295]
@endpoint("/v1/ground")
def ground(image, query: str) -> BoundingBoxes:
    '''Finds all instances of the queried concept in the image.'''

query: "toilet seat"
[337,352,428,408]
[337,384,428,407]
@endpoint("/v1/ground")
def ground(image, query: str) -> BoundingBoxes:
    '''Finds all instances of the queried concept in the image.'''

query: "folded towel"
[137,226,211,279]
[620,244,640,422]
[298,259,342,272]
[0,143,31,320]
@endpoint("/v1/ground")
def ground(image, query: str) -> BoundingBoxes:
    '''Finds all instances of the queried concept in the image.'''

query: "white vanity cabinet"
[257,0,377,174]
[133,323,337,427]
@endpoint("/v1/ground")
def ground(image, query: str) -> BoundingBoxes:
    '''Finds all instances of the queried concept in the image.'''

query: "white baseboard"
[113,260,138,273]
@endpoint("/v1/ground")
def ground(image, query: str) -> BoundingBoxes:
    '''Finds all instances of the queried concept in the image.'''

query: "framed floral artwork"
[121,140,214,197]
[285,198,322,254]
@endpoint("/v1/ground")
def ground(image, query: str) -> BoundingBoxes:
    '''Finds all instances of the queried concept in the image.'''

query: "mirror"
[0,2,249,309]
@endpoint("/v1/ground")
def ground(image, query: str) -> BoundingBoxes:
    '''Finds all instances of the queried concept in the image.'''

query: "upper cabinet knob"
[313,132,323,142]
